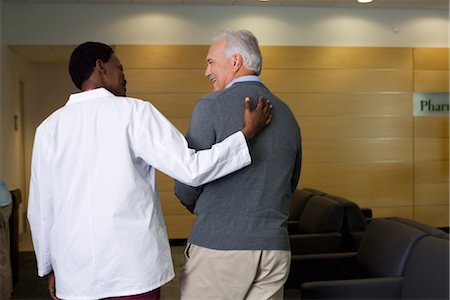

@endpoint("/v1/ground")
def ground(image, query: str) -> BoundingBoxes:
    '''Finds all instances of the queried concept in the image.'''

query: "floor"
[15,231,299,300]
[14,230,183,299]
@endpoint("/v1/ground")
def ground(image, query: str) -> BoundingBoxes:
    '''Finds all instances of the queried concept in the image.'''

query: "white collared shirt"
[225,75,261,89]
[28,88,251,299]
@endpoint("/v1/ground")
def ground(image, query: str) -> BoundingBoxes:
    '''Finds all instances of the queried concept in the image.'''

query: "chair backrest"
[297,195,344,234]
[302,188,327,196]
[327,194,367,232]
[389,217,449,238]
[325,194,367,251]
[357,218,427,277]
[288,188,316,221]
[401,235,449,299]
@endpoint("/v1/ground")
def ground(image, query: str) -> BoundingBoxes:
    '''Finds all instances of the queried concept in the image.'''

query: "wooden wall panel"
[414,116,449,138]
[414,206,449,227]
[280,93,412,117]
[261,70,412,93]
[157,171,177,191]
[304,139,412,163]
[413,48,449,70]
[160,192,192,215]
[299,116,412,139]
[309,183,413,209]
[118,46,416,89]
[261,46,412,69]
[117,44,449,238]
[372,207,413,219]
[414,70,449,92]
[116,45,209,68]
[414,161,449,183]
[167,118,190,134]
[412,48,449,227]
[300,162,413,186]
[414,138,449,161]
[415,183,449,206]
[125,69,210,93]
[164,215,197,239]
[128,93,202,118]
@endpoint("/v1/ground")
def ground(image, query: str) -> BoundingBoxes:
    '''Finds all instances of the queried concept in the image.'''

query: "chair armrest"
[286,252,359,288]
[290,233,342,254]
[361,207,372,219]
[300,276,403,299]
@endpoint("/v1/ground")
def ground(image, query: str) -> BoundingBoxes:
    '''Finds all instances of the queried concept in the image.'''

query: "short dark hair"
[69,42,114,90]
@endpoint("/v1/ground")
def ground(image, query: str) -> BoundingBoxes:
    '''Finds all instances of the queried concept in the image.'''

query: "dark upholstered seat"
[289,188,369,252]
[287,188,316,226]
[389,216,449,238]
[289,195,344,255]
[295,218,449,299]
[325,194,367,251]
[401,235,449,299]
[285,195,345,289]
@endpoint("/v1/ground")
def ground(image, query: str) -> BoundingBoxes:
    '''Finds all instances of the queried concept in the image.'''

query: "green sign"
[413,93,449,116]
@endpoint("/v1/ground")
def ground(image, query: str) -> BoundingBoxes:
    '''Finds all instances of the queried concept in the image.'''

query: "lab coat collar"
[66,88,115,106]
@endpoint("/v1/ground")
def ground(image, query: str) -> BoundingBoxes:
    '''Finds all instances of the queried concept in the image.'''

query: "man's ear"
[95,59,105,73]
[232,54,243,71]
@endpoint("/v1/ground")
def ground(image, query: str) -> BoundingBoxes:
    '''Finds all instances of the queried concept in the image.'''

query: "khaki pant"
[180,244,291,300]
[0,203,13,300]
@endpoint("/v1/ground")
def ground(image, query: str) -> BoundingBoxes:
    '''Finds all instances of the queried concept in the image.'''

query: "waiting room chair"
[300,233,449,299]
[325,194,367,251]
[288,218,431,293]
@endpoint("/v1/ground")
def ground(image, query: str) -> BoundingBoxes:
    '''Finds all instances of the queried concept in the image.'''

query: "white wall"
[3,3,449,47]
[1,49,28,189]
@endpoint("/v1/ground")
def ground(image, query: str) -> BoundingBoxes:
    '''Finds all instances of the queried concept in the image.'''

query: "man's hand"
[48,271,60,300]
[241,96,272,140]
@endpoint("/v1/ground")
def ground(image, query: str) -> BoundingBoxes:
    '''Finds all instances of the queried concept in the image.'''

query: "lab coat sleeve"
[132,101,251,187]
[27,127,54,277]
[174,98,217,207]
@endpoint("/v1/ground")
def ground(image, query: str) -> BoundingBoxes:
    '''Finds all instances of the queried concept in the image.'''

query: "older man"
[175,30,302,300]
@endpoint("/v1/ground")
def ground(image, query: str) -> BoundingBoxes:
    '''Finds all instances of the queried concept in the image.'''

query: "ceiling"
[8,0,449,62]
[3,0,449,10]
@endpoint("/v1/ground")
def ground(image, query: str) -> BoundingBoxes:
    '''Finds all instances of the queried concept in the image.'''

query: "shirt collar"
[225,75,261,89]
[66,88,115,106]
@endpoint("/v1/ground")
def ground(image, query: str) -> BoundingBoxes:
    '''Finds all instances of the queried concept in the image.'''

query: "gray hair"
[213,29,262,76]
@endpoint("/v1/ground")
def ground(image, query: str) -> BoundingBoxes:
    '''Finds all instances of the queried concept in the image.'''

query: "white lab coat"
[28,88,251,299]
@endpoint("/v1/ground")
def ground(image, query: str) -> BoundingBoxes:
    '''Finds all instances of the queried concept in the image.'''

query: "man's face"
[205,38,235,92]
[102,54,127,96]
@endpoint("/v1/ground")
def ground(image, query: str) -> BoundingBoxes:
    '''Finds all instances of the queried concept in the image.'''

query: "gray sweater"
[174,81,302,251]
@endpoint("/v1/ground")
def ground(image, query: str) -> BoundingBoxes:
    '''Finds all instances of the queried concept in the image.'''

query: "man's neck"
[81,82,101,92]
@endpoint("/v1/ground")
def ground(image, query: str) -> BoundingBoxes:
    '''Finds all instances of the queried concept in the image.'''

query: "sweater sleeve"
[291,126,302,193]
[173,99,218,207]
